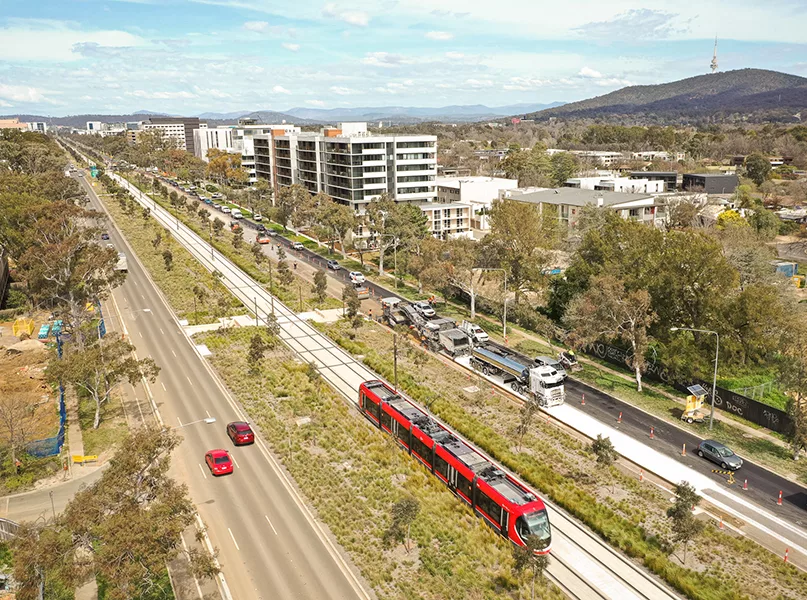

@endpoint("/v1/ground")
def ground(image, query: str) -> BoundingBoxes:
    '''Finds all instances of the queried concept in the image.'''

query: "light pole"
[670,327,719,431]
[474,267,508,344]
[171,417,217,430]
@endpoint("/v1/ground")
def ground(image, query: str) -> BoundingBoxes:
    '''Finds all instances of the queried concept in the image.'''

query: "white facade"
[142,121,188,150]
[631,150,686,162]
[419,203,473,239]
[565,176,664,194]
[194,126,236,160]
[256,122,437,211]
[86,121,103,132]
[547,149,625,166]
[27,122,47,133]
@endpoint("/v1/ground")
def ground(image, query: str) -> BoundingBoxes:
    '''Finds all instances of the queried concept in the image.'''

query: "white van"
[231,209,243,219]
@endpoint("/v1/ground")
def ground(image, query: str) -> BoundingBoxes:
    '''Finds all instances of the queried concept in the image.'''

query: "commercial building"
[419,202,473,239]
[564,176,664,194]
[142,117,202,154]
[86,121,104,132]
[27,122,47,133]
[436,176,519,233]
[255,122,437,212]
[630,150,686,162]
[0,118,29,131]
[630,171,678,191]
[500,187,666,228]
[682,173,739,194]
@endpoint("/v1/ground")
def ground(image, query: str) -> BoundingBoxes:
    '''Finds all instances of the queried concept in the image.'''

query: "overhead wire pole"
[670,327,720,430]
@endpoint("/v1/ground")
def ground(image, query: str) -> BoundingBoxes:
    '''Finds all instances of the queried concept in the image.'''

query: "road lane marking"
[228,528,240,550]
[206,410,211,418]
[230,454,240,469]
[186,376,194,387]
[160,327,165,335]
[171,349,177,357]
[198,464,207,479]
[141,294,146,300]
[265,515,278,535]
[177,416,183,427]
[180,534,206,600]
[161,382,167,392]
[138,331,143,338]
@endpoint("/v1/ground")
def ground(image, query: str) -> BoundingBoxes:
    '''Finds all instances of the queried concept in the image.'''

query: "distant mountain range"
[524,69,807,123]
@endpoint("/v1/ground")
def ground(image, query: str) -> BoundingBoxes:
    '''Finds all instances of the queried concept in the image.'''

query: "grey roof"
[508,187,654,208]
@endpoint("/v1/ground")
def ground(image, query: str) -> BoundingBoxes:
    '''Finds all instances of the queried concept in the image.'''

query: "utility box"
[772,260,798,278]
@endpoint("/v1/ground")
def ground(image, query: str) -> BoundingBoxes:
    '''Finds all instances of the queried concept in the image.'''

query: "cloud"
[445,52,465,59]
[578,66,603,78]
[575,9,688,40]
[465,78,494,88]
[430,9,469,18]
[193,86,232,99]
[243,21,270,32]
[322,4,369,27]
[128,90,197,99]
[282,43,300,51]
[425,31,454,41]
[360,52,412,67]
[595,77,634,87]
[272,85,291,94]
[503,77,553,91]
[0,100,12,108]
[0,83,52,103]
[0,20,145,61]
[306,99,325,106]
[330,86,356,95]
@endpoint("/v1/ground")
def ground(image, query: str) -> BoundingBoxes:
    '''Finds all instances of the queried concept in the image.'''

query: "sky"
[1,0,806,116]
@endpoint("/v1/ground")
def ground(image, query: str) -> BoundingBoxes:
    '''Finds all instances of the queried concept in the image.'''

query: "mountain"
[284,103,565,123]
[196,110,253,120]
[0,113,175,128]
[524,69,807,123]
[133,110,169,116]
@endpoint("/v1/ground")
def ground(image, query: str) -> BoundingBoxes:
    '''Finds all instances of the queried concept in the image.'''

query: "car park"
[697,440,743,470]
[204,449,234,476]
[349,271,365,284]
[326,259,340,270]
[291,242,304,251]
[414,301,436,318]
[227,421,254,445]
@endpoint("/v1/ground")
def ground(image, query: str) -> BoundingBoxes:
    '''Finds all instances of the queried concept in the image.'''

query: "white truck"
[459,321,489,344]
[115,252,128,272]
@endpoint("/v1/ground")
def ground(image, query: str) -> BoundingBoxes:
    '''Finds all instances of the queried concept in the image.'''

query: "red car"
[205,449,233,476]
[227,421,254,445]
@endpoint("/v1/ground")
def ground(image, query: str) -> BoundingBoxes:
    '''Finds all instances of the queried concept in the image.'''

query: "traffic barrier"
[581,393,585,406]
[649,426,654,439]
[784,548,789,563]
[778,490,783,506]
[617,411,622,423]
[743,479,748,491]
[682,443,686,456]
[711,469,736,485]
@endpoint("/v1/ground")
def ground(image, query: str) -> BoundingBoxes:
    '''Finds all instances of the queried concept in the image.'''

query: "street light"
[670,327,719,430]
[474,268,508,344]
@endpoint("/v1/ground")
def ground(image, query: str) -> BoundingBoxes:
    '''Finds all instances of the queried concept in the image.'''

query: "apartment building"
[564,176,664,194]
[547,149,625,167]
[142,117,202,154]
[420,203,473,239]
[255,122,437,212]
[194,120,300,184]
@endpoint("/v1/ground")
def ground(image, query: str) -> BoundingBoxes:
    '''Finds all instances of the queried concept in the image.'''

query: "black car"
[101,232,110,240]
[257,223,267,233]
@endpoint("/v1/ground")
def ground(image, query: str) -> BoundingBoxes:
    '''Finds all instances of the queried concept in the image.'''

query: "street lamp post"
[473,267,508,344]
[670,327,720,431]
[171,417,217,430]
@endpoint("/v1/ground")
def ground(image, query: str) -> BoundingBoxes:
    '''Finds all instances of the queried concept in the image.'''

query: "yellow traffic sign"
[712,469,735,484]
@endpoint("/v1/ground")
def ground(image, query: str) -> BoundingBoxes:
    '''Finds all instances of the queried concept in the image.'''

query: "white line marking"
[161,382,167,392]
[177,416,183,427]
[206,410,211,418]
[186,376,194,387]
[180,534,206,600]
[228,528,240,551]
[138,331,143,338]
[198,464,207,479]
[230,455,240,469]
[171,349,177,357]
[265,515,278,535]
[141,294,146,300]
[160,327,165,335]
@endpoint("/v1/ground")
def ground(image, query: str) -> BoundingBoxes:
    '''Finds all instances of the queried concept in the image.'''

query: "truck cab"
[460,321,489,344]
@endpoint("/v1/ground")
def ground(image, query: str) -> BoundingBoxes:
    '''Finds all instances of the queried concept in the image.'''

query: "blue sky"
[1,0,806,116]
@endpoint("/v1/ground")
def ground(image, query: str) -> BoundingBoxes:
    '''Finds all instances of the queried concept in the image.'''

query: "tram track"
[78,156,683,600]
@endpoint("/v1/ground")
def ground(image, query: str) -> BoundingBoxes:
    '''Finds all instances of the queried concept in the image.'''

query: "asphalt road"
[80,174,369,600]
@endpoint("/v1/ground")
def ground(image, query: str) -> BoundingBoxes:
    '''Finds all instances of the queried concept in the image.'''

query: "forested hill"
[524,69,807,124]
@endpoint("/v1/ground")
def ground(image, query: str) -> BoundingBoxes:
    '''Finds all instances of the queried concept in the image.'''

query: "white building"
[565,176,665,194]
[547,149,625,166]
[419,203,473,239]
[436,176,519,233]
[27,122,47,133]
[142,117,202,153]
[255,122,437,212]
[631,150,686,162]
[86,121,104,132]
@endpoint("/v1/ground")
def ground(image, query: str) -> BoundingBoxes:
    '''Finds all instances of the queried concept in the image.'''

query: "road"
[77,172,370,600]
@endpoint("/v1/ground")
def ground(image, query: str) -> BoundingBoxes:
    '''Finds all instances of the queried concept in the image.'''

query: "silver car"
[534,356,567,380]
[698,440,743,470]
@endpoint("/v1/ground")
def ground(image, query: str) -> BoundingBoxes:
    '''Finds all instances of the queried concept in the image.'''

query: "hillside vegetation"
[526,69,807,124]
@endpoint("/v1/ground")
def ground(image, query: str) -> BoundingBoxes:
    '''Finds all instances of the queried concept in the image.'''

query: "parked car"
[212,203,221,210]
[534,356,567,380]
[227,421,254,445]
[291,241,304,251]
[414,301,436,318]
[231,208,243,219]
[253,213,262,221]
[256,233,271,244]
[268,230,278,237]
[349,271,365,284]
[326,259,340,270]
[221,207,232,214]
[211,192,223,199]
[697,440,743,470]
[101,232,110,240]
[204,198,213,205]
[204,449,233,476]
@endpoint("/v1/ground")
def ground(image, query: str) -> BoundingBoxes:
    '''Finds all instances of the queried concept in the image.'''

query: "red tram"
[359,380,551,553]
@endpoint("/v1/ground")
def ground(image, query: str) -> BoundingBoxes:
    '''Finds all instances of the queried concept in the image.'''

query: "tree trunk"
[93,392,102,429]
[635,364,643,392]
[378,249,385,277]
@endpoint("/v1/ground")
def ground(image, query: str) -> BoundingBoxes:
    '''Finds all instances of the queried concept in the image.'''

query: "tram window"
[395,422,409,445]
[412,437,431,464]
[476,489,501,524]
[457,473,473,500]
[434,454,449,479]
[381,409,392,430]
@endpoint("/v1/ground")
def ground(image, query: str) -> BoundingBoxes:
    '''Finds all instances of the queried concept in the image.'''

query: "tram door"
[447,466,458,491]
[500,509,510,538]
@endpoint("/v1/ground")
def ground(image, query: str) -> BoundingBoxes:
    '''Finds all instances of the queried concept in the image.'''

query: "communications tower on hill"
[710,37,718,73]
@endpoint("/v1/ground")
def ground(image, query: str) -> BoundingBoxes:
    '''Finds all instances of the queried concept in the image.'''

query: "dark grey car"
[697,439,743,470]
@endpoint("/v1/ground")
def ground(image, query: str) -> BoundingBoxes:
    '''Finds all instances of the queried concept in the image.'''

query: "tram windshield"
[517,510,551,545]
